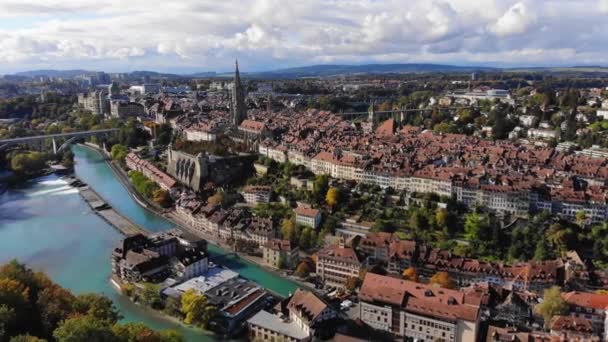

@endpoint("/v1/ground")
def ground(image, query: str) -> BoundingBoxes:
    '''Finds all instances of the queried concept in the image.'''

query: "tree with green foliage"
[112,323,184,342]
[141,284,162,309]
[535,286,567,327]
[281,217,296,242]
[576,211,587,227]
[312,175,329,204]
[53,316,116,342]
[128,171,160,199]
[60,150,75,169]
[534,239,551,261]
[110,144,128,163]
[9,151,48,176]
[163,296,182,318]
[299,227,315,250]
[277,256,288,269]
[9,334,46,342]
[0,305,16,340]
[155,124,173,146]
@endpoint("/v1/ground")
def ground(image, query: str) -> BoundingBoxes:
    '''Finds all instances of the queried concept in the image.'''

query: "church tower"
[368,101,379,129]
[231,60,246,126]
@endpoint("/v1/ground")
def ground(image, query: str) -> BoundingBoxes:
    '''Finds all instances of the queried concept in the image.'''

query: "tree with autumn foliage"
[152,189,172,208]
[181,289,216,328]
[326,187,339,208]
[295,262,312,278]
[0,260,182,342]
[402,267,418,282]
[345,277,362,292]
[207,191,224,206]
[429,271,456,289]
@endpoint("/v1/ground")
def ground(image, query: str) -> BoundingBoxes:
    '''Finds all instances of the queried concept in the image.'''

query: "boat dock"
[78,185,147,236]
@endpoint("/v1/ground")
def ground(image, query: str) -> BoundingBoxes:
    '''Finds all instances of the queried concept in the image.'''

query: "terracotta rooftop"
[265,239,294,252]
[294,205,320,217]
[562,291,608,310]
[317,245,361,265]
[550,315,594,334]
[359,273,479,322]
[287,288,329,322]
[239,119,266,132]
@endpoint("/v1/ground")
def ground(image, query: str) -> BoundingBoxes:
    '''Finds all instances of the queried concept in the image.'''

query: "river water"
[0,144,298,341]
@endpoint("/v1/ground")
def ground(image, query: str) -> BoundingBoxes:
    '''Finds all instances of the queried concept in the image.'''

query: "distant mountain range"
[8,63,608,80]
[231,63,499,78]
[14,69,92,78]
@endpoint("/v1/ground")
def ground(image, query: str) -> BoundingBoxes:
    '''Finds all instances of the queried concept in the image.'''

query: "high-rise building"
[231,60,247,126]
[109,81,120,96]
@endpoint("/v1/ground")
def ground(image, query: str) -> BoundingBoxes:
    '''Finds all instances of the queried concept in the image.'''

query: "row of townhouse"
[357,232,588,293]
[174,201,276,248]
[260,143,608,221]
[125,152,177,190]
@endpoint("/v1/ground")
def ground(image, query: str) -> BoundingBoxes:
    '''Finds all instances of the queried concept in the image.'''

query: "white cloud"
[489,2,536,36]
[600,0,608,13]
[0,0,606,72]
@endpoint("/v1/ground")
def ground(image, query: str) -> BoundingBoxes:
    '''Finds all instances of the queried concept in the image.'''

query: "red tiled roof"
[265,239,294,252]
[287,288,328,322]
[239,119,266,132]
[550,315,594,333]
[294,205,320,217]
[359,273,479,322]
[562,291,608,310]
[317,245,361,265]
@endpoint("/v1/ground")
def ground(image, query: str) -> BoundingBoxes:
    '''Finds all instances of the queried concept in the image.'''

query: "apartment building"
[358,232,394,263]
[316,244,362,288]
[294,205,321,229]
[358,273,480,342]
[262,239,299,269]
[241,185,272,204]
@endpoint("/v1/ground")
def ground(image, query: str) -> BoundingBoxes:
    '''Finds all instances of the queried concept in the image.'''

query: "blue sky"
[0,0,607,74]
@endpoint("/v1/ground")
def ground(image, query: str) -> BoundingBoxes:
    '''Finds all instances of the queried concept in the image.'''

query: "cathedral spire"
[235,59,240,80]
[231,59,246,126]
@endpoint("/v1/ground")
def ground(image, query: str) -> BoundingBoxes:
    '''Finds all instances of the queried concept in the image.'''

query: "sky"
[0,0,607,74]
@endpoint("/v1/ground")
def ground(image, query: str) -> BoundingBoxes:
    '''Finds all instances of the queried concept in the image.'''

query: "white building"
[528,128,558,140]
[294,205,321,229]
[241,185,272,204]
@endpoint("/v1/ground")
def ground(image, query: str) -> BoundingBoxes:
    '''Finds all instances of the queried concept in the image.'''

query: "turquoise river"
[0,144,298,341]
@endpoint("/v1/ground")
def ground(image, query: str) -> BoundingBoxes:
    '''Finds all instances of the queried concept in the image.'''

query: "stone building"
[166,146,255,192]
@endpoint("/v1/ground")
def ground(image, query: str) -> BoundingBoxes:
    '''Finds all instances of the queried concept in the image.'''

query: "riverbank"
[80,143,311,295]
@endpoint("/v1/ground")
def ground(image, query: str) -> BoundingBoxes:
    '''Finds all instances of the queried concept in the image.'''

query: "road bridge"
[0,128,118,154]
